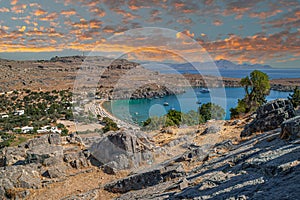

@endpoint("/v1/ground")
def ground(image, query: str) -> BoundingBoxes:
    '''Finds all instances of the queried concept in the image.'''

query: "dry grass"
[28,167,129,200]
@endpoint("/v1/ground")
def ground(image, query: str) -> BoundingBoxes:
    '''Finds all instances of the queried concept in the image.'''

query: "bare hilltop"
[0,56,299,96]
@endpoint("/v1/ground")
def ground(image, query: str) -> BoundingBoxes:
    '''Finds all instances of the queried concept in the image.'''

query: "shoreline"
[97,99,139,129]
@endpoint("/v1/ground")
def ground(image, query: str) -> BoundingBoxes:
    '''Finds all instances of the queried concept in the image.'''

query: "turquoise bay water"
[103,87,292,124]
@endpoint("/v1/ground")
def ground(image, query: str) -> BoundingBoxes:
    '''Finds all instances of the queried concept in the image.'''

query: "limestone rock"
[280,115,300,140]
[42,166,66,179]
[104,164,184,193]
[0,165,41,190]
[63,151,90,169]
[1,146,27,166]
[241,99,295,137]
[66,133,84,145]
[25,134,61,148]
[48,134,61,145]
[26,145,63,164]
[89,130,154,172]
[202,124,221,135]
[25,135,49,148]
[179,178,189,190]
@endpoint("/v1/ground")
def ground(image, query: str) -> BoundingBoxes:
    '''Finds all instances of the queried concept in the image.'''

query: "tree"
[288,87,300,108]
[166,110,182,126]
[249,70,270,106]
[199,103,225,121]
[61,128,69,136]
[57,123,65,129]
[102,117,119,133]
[230,70,270,118]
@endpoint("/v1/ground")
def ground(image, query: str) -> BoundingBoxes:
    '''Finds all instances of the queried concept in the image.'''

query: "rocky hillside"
[0,56,298,97]
[0,99,299,199]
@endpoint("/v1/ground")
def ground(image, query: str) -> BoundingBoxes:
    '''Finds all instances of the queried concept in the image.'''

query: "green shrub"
[102,117,119,133]
[61,128,69,136]
[288,87,300,108]
[199,103,225,121]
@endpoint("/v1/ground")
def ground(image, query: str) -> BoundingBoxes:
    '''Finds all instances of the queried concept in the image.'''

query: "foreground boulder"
[104,164,185,193]
[241,99,295,137]
[89,130,154,173]
[280,115,300,140]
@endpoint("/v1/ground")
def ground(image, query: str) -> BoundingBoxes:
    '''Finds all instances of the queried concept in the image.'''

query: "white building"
[14,110,24,116]
[21,126,34,133]
[0,113,8,118]
[36,126,61,134]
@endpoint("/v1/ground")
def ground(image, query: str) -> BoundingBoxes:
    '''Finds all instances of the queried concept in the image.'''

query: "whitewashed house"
[36,126,61,134]
[1,114,9,118]
[21,126,34,133]
[0,113,9,118]
[14,110,24,116]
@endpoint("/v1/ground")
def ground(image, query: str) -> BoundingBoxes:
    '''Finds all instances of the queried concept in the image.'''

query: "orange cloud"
[113,8,140,20]
[249,9,282,19]
[39,12,59,21]
[177,18,193,25]
[11,0,18,5]
[176,30,195,39]
[18,26,26,32]
[11,4,27,14]
[61,9,77,16]
[0,7,9,12]
[33,9,47,16]
[213,19,223,26]
[89,7,106,17]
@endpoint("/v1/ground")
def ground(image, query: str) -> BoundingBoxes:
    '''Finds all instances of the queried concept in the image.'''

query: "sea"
[158,68,300,79]
[103,69,300,125]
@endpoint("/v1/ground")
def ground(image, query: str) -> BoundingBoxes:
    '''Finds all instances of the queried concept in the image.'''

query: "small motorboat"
[163,102,169,106]
[199,88,210,93]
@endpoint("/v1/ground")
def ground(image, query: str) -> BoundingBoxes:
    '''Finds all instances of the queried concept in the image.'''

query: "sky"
[0,0,299,68]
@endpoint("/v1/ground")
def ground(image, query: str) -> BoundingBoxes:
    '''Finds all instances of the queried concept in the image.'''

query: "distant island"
[142,59,272,71]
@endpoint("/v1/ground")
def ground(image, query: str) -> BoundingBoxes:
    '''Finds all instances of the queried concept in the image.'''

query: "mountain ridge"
[141,59,272,70]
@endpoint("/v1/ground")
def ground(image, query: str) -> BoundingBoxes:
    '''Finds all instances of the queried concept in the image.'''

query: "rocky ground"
[0,99,299,199]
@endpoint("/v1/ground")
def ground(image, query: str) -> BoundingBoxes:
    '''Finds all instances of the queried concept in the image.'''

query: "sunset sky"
[0,0,299,67]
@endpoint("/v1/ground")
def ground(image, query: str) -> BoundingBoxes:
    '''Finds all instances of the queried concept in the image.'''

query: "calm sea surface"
[103,87,292,124]
[103,69,299,124]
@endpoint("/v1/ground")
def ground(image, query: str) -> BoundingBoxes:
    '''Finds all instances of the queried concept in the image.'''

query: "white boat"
[200,88,210,93]
[163,102,169,106]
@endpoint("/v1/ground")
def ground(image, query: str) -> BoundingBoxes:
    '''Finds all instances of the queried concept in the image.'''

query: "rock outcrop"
[241,99,295,137]
[0,133,91,199]
[104,163,185,193]
[280,115,300,140]
[89,130,155,173]
[113,130,300,200]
